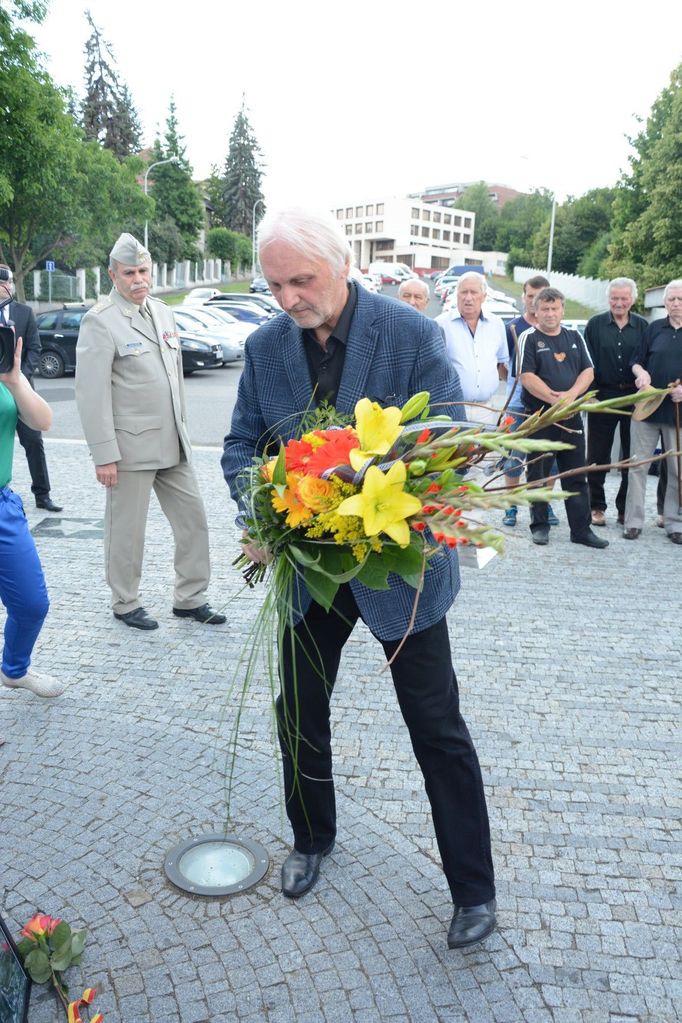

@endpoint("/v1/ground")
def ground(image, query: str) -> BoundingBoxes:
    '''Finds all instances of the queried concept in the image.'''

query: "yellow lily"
[337,460,422,546]
[349,398,402,471]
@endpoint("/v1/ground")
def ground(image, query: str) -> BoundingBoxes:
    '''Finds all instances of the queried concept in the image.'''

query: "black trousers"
[587,406,632,514]
[276,584,495,907]
[15,418,50,500]
[526,415,591,538]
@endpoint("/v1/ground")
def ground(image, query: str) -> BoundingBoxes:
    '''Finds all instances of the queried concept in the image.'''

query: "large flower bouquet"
[234,388,659,612]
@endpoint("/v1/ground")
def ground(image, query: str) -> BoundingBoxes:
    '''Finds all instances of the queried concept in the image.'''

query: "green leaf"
[50,921,71,949]
[380,543,426,590]
[16,938,34,958]
[356,554,391,590]
[271,444,287,486]
[288,543,321,568]
[303,565,339,611]
[50,950,73,971]
[24,948,51,984]
[70,930,87,957]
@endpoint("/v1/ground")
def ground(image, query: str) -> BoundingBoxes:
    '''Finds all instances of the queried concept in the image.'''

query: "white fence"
[514,265,609,312]
[30,258,235,307]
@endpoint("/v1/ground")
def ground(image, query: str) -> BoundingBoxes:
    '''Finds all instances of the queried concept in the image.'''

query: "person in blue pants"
[0,337,63,730]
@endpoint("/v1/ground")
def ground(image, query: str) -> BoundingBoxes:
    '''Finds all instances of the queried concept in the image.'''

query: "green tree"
[219,98,265,236]
[81,10,142,159]
[206,226,242,263]
[495,189,553,266]
[0,4,150,298]
[454,182,499,251]
[148,97,205,260]
[606,62,682,288]
[529,188,616,275]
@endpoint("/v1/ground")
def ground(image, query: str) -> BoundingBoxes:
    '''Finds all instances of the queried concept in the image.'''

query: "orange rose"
[296,476,337,513]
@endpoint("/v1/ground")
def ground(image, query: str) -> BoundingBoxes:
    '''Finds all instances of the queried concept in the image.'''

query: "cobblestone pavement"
[1,440,680,1023]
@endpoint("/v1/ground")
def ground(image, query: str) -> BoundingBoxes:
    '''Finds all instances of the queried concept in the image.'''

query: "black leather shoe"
[532,529,549,546]
[114,607,159,631]
[281,842,334,899]
[36,497,63,512]
[623,527,641,540]
[571,530,608,549]
[448,899,497,949]
[669,532,682,545]
[172,603,226,624]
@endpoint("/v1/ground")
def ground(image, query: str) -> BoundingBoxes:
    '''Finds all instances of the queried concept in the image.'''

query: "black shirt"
[584,310,648,394]
[519,326,593,412]
[302,282,357,407]
[630,317,682,426]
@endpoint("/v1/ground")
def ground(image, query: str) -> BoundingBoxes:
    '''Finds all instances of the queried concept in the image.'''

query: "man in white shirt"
[436,271,508,423]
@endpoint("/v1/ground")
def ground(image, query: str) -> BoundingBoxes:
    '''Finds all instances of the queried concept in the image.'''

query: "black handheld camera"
[0,267,16,374]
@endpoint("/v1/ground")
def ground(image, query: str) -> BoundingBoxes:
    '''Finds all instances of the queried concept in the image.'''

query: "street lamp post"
[144,157,179,251]
[251,198,265,277]
[546,195,557,274]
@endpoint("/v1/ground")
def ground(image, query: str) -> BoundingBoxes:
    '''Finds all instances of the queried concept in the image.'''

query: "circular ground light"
[164,833,269,896]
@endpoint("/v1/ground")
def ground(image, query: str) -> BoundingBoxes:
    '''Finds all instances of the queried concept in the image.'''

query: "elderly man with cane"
[623,279,682,543]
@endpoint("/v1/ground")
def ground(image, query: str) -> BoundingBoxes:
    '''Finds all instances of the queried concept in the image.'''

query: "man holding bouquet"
[222,208,496,949]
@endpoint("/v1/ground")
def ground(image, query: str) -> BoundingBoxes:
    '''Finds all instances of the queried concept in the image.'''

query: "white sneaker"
[1,670,64,698]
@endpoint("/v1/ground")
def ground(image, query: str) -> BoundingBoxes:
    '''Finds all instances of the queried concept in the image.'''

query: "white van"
[368,262,416,283]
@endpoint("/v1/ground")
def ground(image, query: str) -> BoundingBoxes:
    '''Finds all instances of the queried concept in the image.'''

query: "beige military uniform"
[75,288,210,614]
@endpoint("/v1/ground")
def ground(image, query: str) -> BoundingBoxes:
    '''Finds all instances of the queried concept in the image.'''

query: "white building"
[332,197,478,274]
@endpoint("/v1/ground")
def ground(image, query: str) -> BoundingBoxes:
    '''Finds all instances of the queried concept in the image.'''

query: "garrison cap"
[109,233,151,266]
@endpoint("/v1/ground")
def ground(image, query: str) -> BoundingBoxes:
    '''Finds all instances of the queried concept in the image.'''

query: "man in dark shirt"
[519,286,608,549]
[223,208,496,949]
[584,278,647,527]
[623,279,682,543]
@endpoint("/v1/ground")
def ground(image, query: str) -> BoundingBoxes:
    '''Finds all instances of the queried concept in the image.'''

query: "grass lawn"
[492,275,594,320]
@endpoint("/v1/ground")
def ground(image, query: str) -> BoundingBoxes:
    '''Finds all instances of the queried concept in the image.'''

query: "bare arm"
[0,339,52,431]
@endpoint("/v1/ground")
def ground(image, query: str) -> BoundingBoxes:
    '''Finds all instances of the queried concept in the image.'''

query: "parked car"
[249,275,271,293]
[34,304,92,377]
[185,287,222,303]
[207,292,281,315]
[177,331,224,374]
[34,303,224,378]
[173,309,247,363]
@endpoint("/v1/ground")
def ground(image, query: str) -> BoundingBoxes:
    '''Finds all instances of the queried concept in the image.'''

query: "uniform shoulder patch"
[90,295,113,315]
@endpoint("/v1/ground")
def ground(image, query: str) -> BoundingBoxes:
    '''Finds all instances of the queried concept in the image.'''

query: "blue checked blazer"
[222,286,464,640]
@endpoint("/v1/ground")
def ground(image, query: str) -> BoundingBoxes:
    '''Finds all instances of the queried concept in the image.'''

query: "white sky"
[28,0,682,210]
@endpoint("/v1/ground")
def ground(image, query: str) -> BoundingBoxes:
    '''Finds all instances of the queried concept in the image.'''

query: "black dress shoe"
[623,527,641,540]
[36,497,63,512]
[531,529,549,546]
[669,532,682,545]
[281,842,334,898]
[172,603,227,624]
[448,899,497,949]
[571,530,609,549]
[114,607,159,631]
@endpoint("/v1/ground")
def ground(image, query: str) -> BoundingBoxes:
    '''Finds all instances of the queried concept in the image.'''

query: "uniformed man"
[519,286,608,549]
[75,233,225,630]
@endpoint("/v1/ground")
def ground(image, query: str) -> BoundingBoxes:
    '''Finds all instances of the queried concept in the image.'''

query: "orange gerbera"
[271,472,314,527]
[284,438,315,472]
[306,428,359,476]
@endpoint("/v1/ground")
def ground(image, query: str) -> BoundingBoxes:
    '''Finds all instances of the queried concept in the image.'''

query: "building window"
[444,214,451,225]
[443,230,450,241]
[376,203,384,214]
[345,225,353,235]
[422,209,431,221]
[453,232,461,243]
[421,226,429,237]
[433,212,441,223]
[411,207,420,218]
[432,229,440,239]
[336,209,343,219]
[410,224,419,236]
[346,207,352,217]
[463,233,470,244]
[375,221,383,232]
[454,215,462,227]
[365,222,373,233]
[355,223,363,233]
[366,204,374,215]
[376,239,392,251]
[464,217,472,228]
[355,206,363,217]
